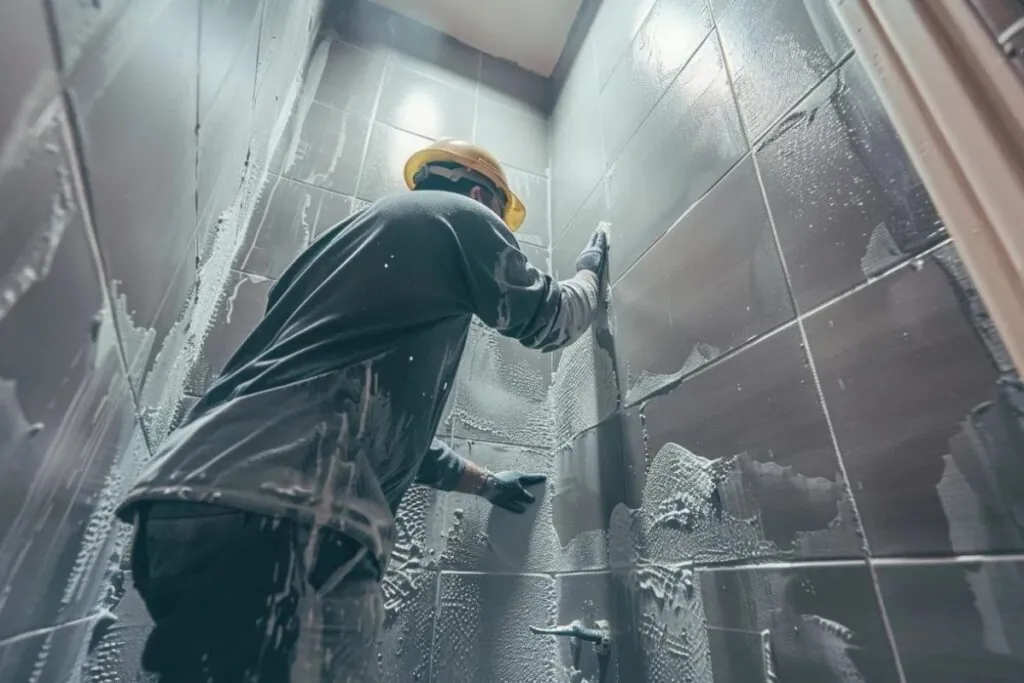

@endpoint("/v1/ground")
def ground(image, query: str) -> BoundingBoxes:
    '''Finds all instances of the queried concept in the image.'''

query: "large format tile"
[758,55,944,311]
[273,102,370,196]
[599,0,712,169]
[359,122,432,201]
[505,167,550,248]
[387,17,481,91]
[236,174,358,278]
[0,1,58,144]
[307,36,385,117]
[701,562,902,682]
[198,0,263,120]
[377,570,439,683]
[430,572,556,683]
[438,440,557,573]
[641,325,864,561]
[0,616,99,683]
[613,156,794,404]
[876,559,1024,682]
[550,40,605,239]
[554,571,641,683]
[551,419,634,564]
[805,245,1016,557]
[375,63,475,141]
[718,0,851,140]
[552,180,610,279]
[186,270,274,395]
[70,0,199,336]
[479,54,550,117]
[449,321,552,449]
[589,0,659,88]
[605,33,747,279]
[475,97,549,178]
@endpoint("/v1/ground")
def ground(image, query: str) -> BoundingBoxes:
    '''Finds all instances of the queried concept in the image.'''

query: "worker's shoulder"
[376,190,502,226]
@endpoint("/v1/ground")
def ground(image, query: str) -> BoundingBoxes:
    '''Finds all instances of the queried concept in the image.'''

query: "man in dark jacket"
[115,139,608,682]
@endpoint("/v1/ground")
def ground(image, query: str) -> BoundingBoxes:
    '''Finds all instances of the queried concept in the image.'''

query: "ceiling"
[368,0,583,77]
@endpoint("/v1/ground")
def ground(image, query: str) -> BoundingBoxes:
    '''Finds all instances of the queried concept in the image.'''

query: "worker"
[113,139,608,682]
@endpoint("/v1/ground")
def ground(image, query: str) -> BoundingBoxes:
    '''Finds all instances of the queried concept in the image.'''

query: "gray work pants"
[130,502,384,683]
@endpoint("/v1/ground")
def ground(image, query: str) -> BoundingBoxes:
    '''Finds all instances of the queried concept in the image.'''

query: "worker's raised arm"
[454,203,608,353]
[416,439,546,514]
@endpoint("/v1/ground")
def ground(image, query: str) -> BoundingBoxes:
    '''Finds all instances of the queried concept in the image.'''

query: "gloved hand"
[575,223,609,280]
[480,471,547,514]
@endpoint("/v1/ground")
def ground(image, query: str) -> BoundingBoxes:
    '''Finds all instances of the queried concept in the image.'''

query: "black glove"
[480,471,547,514]
[575,223,609,280]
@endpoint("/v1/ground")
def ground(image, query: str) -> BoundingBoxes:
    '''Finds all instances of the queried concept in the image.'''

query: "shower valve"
[528,619,611,656]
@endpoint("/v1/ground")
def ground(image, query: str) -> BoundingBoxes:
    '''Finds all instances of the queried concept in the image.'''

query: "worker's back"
[116,189,596,575]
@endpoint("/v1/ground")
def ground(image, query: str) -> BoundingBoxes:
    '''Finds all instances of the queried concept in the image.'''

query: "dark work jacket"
[115,190,600,578]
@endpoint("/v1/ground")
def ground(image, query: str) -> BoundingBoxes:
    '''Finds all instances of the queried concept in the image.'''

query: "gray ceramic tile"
[387,18,481,91]
[555,572,635,683]
[0,1,58,143]
[198,48,255,231]
[641,325,864,560]
[358,122,433,201]
[449,321,552,449]
[519,242,550,274]
[504,167,550,248]
[701,562,902,682]
[613,156,794,404]
[876,559,1024,683]
[709,0,737,18]
[377,570,439,682]
[0,301,139,643]
[479,54,550,116]
[308,37,385,117]
[605,34,747,279]
[0,617,99,683]
[320,0,394,52]
[550,40,605,238]
[236,175,356,278]
[718,0,852,140]
[273,102,369,196]
[551,418,631,557]
[198,0,263,120]
[475,96,549,177]
[437,440,557,573]
[187,270,274,395]
[81,575,153,683]
[758,55,944,311]
[430,572,556,683]
[600,0,713,168]
[549,298,621,446]
[552,179,609,280]
[72,0,199,334]
[375,63,476,141]
[707,628,775,683]
[805,244,1018,557]
[589,0,659,88]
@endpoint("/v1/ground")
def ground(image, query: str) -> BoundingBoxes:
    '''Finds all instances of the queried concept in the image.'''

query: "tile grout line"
[350,41,390,203]
[748,148,910,683]
[713,9,906,676]
[872,553,1024,567]
[471,52,482,141]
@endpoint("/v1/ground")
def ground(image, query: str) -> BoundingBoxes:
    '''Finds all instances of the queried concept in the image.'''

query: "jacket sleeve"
[454,203,601,353]
[415,438,469,491]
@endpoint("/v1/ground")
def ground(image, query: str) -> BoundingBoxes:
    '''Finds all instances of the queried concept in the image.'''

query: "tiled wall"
[550,0,1024,681]
[177,1,564,680]
[0,0,322,680]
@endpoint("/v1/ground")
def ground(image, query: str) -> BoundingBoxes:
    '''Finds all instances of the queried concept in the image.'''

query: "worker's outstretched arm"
[416,439,546,514]
[456,205,609,352]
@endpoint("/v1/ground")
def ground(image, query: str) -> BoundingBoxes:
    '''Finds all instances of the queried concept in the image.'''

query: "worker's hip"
[129,501,384,683]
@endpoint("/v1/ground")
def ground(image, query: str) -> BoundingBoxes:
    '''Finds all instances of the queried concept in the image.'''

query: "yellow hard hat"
[403,139,526,231]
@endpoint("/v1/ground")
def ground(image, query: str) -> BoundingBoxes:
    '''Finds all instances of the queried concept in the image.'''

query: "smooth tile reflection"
[758,55,944,311]
[375,63,476,140]
[613,156,793,404]
[806,245,1015,557]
